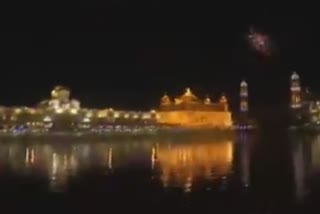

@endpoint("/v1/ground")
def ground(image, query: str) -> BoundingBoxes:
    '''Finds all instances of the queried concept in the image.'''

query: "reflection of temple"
[158,88,232,128]
[0,136,254,193]
[156,141,233,191]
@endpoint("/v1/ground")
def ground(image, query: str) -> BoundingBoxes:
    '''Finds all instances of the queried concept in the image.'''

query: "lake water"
[0,132,319,213]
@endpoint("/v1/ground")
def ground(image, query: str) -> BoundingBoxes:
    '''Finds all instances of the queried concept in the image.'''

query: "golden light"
[157,141,234,189]
[43,116,52,122]
[133,114,139,119]
[14,108,22,114]
[70,108,78,115]
[55,108,63,114]
[86,112,93,118]
[114,112,120,118]
[142,113,151,119]
[97,111,107,118]
[83,117,90,123]
[28,108,36,114]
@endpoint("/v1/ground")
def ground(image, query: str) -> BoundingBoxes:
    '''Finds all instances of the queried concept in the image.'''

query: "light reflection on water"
[0,134,252,193]
[156,141,233,192]
[291,133,320,200]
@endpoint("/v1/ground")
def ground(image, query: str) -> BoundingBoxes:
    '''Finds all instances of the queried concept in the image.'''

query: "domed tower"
[180,88,198,103]
[219,94,228,111]
[51,86,71,103]
[290,71,302,109]
[204,95,211,105]
[240,80,248,113]
[160,93,171,106]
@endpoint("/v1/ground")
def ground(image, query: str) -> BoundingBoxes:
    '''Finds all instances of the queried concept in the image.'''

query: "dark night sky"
[0,4,318,113]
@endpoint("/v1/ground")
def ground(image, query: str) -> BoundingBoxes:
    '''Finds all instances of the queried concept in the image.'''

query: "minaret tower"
[240,80,248,113]
[290,71,302,109]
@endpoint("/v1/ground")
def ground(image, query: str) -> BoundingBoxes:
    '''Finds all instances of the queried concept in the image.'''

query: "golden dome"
[219,94,227,103]
[161,93,171,105]
[204,95,211,104]
[180,88,198,103]
[51,85,71,101]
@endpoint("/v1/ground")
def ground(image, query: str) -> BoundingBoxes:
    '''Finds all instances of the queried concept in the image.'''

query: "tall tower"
[240,80,248,113]
[290,71,302,109]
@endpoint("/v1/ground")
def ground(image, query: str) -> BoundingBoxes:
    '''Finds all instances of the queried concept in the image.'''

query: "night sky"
[1,4,318,113]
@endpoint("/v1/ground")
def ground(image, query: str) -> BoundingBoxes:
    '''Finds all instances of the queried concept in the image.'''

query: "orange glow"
[159,88,232,127]
[158,111,232,127]
[157,141,233,190]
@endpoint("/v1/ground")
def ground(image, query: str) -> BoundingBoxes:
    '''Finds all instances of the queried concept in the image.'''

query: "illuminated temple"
[158,88,232,128]
[0,86,234,134]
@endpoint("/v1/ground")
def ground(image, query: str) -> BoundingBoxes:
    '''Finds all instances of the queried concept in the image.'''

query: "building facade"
[157,88,232,128]
[0,86,158,133]
[240,80,248,113]
[0,86,237,134]
[289,71,320,127]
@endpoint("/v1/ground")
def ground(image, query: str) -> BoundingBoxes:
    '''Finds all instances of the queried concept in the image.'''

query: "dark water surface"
[0,132,319,213]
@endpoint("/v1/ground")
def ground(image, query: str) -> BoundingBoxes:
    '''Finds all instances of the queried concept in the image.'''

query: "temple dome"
[179,88,198,103]
[161,93,171,105]
[51,85,71,101]
[219,94,227,103]
[204,95,211,104]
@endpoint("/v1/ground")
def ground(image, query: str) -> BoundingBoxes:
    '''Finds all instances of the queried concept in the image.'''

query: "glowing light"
[157,141,233,189]
[28,108,36,114]
[97,111,107,118]
[52,153,58,181]
[240,80,248,87]
[114,112,120,118]
[55,108,63,114]
[247,27,273,56]
[291,72,300,80]
[184,176,192,193]
[86,112,93,118]
[31,149,35,164]
[142,113,151,119]
[25,147,29,165]
[151,146,156,169]
[14,108,22,114]
[70,108,78,114]
[133,114,139,119]
[83,117,90,123]
[43,116,52,122]
[108,148,113,169]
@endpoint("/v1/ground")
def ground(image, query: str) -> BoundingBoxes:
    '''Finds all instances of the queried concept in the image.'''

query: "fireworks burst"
[247,27,273,56]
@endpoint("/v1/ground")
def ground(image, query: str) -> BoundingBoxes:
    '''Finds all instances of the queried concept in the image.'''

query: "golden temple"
[158,88,232,128]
